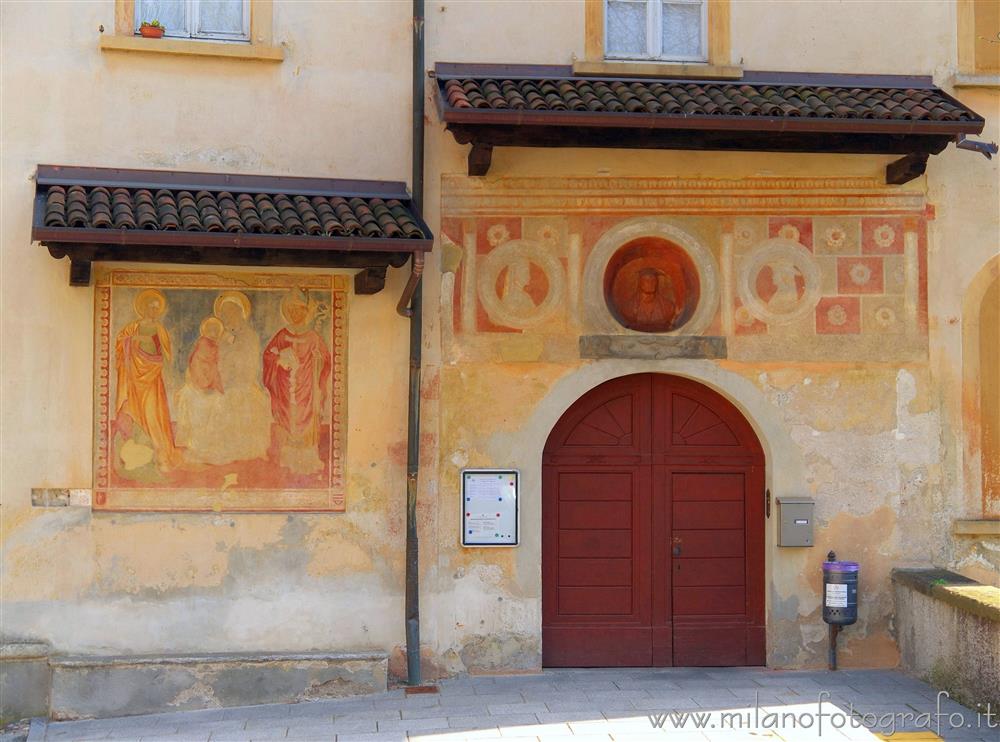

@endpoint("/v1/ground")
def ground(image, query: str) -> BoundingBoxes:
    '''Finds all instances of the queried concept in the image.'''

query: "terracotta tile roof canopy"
[435,64,986,180]
[32,165,432,291]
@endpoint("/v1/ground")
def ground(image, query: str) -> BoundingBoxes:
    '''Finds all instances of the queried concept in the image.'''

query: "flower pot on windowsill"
[139,24,165,38]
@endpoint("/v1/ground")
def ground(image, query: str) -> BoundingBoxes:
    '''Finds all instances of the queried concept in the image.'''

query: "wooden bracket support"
[354,265,388,295]
[886,153,929,185]
[468,143,494,176]
[69,259,92,286]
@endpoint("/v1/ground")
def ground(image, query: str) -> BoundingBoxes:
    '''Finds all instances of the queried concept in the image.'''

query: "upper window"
[605,0,707,62]
[134,0,250,42]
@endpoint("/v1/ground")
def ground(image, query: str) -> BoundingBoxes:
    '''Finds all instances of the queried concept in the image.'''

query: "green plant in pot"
[139,20,165,38]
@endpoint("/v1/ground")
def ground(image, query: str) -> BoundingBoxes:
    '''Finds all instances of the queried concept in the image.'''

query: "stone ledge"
[1,641,51,660]
[99,35,284,62]
[580,334,727,360]
[48,650,385,667]
[48,650,388,720]
[952,519,1000,536]
[952,73,1000,89]
[892,568,1000,623]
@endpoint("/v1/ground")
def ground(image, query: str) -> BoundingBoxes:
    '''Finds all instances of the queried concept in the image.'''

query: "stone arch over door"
[541,373,765,667]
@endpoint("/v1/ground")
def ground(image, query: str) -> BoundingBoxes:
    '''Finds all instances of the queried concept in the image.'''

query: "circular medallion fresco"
[737,238,821,325]
[477,239,566,329]
[603,237,700,333]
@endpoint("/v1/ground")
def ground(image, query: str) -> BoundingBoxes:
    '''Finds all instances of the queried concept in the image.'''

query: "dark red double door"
[542,374,765,667]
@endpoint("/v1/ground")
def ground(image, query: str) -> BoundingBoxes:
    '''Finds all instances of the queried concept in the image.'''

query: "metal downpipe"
[404,0,426,688]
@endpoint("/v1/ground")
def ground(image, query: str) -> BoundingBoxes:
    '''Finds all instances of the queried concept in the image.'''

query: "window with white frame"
[134,0,250,42]
[605,0,707,62]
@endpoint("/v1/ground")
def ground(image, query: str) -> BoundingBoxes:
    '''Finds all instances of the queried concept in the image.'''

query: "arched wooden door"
[542,374,765,667]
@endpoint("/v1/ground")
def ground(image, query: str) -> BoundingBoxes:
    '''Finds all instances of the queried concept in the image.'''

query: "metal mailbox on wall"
[461,469,519,547]
[777,496,815,547]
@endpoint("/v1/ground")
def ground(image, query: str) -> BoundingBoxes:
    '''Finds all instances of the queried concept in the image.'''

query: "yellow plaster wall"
[1,0,997,674]
[0,0,415,655]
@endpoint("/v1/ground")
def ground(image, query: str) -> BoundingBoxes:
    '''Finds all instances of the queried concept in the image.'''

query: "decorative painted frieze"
[441,176,928,363]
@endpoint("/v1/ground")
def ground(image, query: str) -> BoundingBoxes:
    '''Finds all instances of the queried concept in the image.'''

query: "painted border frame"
[93,268,348,513]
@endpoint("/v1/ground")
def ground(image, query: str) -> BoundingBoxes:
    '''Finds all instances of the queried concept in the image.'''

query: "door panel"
[558,558,632,586]
[673,586,746,615]
[558,529,632,558]
[543,374,764,668]
[673,624,750,666]
[672,529,745,558]
[559,500,632,529]
[556,472,634,500]
[558,587,633,614]
[673,500,744,529]
[543,464,651,667]
[672,557,745,586]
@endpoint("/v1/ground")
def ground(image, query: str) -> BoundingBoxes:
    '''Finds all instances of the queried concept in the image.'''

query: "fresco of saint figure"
[263,288,332,475]
[210,291,272,462]
[174,317,229,464]
[113,288,181,471]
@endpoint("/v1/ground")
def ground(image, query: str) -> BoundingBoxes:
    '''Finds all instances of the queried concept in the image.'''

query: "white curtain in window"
[607,0,647,57]
[194,0,246,38]
[661,2,702,59]
[135,0,186,35]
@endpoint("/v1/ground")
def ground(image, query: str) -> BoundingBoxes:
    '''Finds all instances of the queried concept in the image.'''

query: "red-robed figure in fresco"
[114,288,181,471]
[262,288,331,475]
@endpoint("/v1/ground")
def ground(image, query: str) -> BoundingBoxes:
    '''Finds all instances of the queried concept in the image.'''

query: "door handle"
[672,537,682,557]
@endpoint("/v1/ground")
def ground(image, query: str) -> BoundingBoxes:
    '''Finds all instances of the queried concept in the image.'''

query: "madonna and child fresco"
[95,271,347,512]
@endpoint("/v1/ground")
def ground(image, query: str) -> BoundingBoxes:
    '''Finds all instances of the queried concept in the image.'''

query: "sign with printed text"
[825,583,848,608]
[462,469,519,547]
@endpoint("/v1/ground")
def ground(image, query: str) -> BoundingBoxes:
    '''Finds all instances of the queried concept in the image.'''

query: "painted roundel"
[738,238,821,325]
[477,239,566,329]
[603,237,700,333]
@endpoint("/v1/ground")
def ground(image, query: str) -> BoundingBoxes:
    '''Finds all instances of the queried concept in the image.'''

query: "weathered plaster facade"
[1,0,997,701]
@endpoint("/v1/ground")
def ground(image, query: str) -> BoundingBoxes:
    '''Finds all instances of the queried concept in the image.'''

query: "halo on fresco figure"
[133,288,167,318]
[477,239,566,329]
[737,237,822,326]
[583,217,720,336]
[213,290,252,320]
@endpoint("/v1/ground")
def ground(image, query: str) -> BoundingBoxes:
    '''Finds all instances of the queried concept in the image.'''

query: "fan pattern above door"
[564,394,634,447]
[672,393,740,447]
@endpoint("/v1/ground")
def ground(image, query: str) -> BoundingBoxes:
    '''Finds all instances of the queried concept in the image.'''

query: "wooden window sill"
[100,34,284,62]
[572,59,743,80]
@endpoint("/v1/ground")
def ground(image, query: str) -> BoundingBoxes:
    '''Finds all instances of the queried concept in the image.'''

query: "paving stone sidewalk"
[24,668,995,742]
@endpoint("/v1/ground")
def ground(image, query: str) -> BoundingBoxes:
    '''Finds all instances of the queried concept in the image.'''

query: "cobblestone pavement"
[25,668,995,742]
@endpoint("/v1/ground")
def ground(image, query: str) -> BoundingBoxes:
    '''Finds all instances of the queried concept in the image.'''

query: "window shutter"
[135,0,188,37]
[192,0,249,40]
